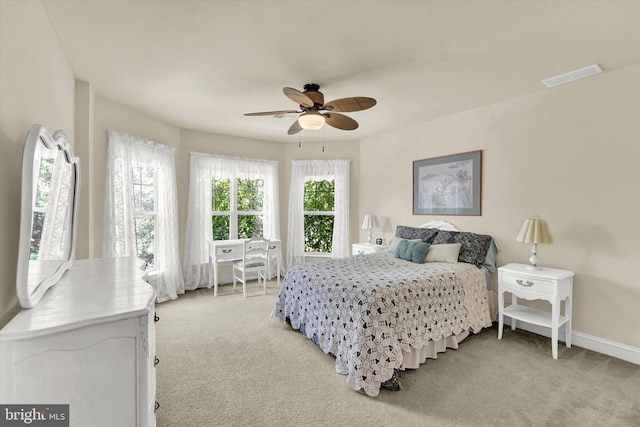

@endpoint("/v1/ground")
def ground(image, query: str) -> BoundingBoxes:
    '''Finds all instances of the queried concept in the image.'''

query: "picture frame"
[413,150,482,215]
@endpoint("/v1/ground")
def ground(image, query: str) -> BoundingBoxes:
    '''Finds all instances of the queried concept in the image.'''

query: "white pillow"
[388,237,421,253]
[425,243,462,263]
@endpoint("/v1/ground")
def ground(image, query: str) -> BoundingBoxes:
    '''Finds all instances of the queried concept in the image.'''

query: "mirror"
[16,124,80,308]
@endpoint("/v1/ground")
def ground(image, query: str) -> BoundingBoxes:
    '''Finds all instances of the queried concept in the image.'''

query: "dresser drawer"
[501,272,555,294]
[215,245,242,261]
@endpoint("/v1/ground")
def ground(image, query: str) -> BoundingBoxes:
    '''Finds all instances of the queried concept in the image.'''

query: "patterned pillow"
[432,230,493,267]
[395,225,440,243]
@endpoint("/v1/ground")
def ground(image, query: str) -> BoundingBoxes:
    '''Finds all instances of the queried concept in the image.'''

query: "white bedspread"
[271,252,492,396]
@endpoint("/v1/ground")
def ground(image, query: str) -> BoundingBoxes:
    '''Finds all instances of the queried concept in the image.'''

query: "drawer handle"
[269,245,276,249]
[155,401,160,413]
[155,356,160,367]
[358,250,364,254]
[516,279,535,287]
[154,313,159,322]
[221,249,233,254]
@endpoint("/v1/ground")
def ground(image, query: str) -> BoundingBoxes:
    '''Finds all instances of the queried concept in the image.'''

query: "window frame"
[303,177,336,255]
[211,175,265,241]
[132,163,158,269]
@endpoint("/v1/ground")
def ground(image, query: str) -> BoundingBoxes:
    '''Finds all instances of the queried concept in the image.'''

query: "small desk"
[208,238,282,297]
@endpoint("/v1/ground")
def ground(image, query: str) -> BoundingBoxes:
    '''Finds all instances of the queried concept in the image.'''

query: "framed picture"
[413,150,482,215]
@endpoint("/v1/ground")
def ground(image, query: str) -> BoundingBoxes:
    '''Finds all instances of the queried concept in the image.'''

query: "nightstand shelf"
[502,305,568,330]
[497,263,574,359]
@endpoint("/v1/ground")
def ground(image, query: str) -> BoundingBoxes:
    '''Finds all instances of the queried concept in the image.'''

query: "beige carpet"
[155,281,640,427]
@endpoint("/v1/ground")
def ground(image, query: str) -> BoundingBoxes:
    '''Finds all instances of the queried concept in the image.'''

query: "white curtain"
[183,152,280,290]
[287,159,350,267]
[103,130,184,302]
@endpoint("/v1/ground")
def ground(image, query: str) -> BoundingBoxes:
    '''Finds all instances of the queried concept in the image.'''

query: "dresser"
[497,263,574,359]
[0,257,157,426]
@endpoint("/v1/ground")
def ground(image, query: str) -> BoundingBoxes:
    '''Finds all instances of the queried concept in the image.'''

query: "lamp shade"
[361,214,379,230]
[516,216,552,244]
[298,112,325,130]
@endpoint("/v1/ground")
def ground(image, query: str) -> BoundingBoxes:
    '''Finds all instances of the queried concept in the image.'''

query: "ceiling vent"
[542,64,603,88]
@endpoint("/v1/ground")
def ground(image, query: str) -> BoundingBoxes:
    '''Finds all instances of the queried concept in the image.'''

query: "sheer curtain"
[103,130,184,302]
[287,159,350,267]
[183,152,280,290]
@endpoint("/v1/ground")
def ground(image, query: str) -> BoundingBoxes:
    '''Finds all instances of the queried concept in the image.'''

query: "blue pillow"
[395,240,430,264]
[394,239,417,261]
[411,242,431,264]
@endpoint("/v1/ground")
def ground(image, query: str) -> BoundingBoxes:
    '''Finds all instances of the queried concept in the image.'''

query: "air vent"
[542,64,603,88]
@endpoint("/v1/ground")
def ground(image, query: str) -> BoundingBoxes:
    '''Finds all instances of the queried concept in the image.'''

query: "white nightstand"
[352,242,389,255]
[497,263,574,359]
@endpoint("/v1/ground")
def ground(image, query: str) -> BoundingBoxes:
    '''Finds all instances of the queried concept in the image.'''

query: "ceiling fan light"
[298,113,325,130]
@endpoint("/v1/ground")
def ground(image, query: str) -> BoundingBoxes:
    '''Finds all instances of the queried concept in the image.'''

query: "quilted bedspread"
[271,252,492,396]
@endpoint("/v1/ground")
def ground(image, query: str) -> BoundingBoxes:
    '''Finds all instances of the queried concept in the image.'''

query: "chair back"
[242,236,269,267]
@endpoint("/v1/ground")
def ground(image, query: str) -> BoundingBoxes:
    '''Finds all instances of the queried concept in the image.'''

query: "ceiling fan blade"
[325,112,358,131]
[324,97,377,112]
[287,119,303,135]
[244,110,300,116]
[283,87,314,107]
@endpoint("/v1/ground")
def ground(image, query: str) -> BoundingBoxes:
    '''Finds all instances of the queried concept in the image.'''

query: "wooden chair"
[232,236,270,298]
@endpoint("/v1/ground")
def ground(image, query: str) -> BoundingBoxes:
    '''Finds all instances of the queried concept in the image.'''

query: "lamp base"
[527,244,542,270]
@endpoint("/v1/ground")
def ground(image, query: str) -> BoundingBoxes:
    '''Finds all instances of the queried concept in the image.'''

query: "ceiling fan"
[244,83,376,135]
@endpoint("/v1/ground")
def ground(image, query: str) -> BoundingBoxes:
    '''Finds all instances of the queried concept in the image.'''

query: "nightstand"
[497,263,574,359]
[352,242,389,255]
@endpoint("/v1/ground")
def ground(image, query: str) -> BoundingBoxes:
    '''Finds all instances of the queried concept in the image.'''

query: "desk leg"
[277,250,281,286]
[565,296,572,348]
[551,297,560,359]
[213,259,219,298]
[497,290,504,339]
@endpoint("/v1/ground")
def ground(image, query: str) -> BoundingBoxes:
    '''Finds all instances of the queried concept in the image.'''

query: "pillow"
[482,239,499,272]
[394,239,417,260]
[394,240,431,264]
[388,236,421,253]
[425,243,462,263]
[411,242,430,264]
[394,225,440,243]
[432,230,492,267]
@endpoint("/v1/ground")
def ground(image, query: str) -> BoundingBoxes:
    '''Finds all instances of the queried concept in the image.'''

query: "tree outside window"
[132,165,156,267]
[303,179,335,253]
[212,177,264,240]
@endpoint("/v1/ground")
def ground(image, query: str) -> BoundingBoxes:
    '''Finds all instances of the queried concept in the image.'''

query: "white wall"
[0,0,76,326]
[359,65,640,348]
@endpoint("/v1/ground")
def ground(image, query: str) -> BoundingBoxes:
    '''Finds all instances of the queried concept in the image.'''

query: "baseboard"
[513,322,640,365]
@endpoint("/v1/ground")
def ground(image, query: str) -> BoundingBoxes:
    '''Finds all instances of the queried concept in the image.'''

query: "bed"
[271,221,497,396]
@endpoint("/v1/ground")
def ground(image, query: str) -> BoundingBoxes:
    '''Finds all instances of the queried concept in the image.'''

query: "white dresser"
[0,257,157,427]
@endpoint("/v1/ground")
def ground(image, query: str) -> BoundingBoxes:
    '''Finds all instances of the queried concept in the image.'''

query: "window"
[303,179,335,253]
[183,152,279,290]
[104,130,184,302]
[287,159,350,267]
[211,177,264,240]
[132,165,156,268]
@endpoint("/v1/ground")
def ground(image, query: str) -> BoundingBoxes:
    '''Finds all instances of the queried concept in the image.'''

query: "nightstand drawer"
[501,272,555,294]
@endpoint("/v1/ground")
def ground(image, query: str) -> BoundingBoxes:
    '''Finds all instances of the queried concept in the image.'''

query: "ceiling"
[41,0,640,143]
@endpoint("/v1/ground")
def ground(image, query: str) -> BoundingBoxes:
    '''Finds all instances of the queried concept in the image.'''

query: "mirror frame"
[16,124,80,308]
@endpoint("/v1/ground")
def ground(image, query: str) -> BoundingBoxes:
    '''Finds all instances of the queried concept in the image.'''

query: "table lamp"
[516,215,552,270]
[361,214,379,244]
